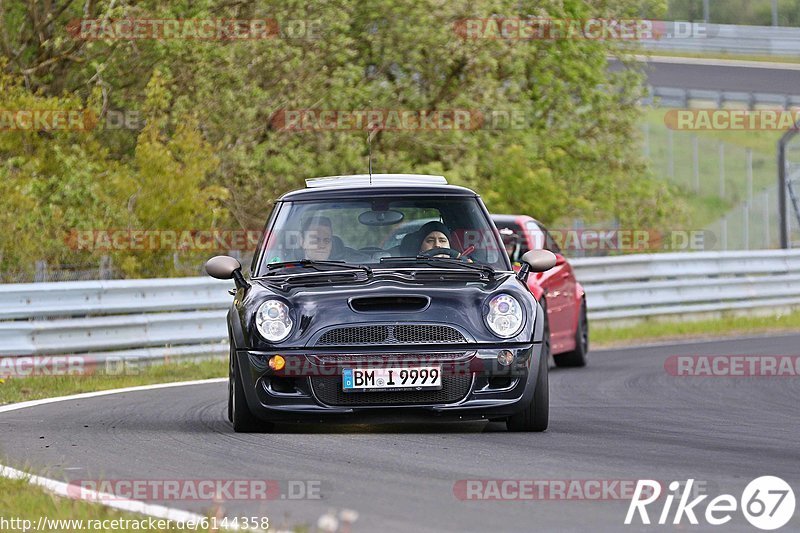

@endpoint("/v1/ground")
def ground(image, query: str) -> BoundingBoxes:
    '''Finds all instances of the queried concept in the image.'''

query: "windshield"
[255,197,509,274]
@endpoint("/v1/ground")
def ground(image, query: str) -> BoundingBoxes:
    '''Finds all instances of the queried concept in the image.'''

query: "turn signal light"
[269,355,286,371]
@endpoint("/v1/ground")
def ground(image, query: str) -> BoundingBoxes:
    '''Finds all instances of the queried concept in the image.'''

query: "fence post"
[764,189,771,247]
[692,135,700,193]
[718,142,725,197]
[99,255,113,279]
[721,216,728,250]
[743,204,750,250]
[668,128,674,179]
[746,149,753,206]
[34,260,48,283]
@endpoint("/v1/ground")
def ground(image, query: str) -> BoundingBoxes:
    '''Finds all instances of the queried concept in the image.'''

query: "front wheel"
[230,349,274,433]
[554,298,588,368]
[506,344,549,432]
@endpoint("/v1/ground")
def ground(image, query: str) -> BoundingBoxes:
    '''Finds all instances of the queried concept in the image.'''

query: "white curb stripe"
[0,464,206,523]
[0,378,266,531]
[0,378,226,414]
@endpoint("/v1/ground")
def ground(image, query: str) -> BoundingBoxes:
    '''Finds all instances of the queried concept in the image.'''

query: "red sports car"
[491,214,588,367]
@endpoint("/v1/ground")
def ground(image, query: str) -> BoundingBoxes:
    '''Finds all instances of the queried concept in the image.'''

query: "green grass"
[642,108,784,202]
[640,107,787,244]
[645,49,800,65]
[593,309,800,348]
[0,358,226,405]
[0,475,198,533]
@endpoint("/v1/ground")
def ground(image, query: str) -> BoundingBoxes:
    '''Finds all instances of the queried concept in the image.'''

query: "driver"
[416,221,453,258]
[300,216,334,260]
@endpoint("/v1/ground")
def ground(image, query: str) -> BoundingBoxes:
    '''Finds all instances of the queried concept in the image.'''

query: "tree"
[1,0,677,279]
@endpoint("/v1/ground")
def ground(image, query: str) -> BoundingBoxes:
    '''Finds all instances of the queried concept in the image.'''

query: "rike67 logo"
[626,477,796,530]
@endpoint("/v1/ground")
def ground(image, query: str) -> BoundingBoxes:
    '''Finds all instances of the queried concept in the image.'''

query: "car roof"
[278,174,479,201]
[491,214,545,228]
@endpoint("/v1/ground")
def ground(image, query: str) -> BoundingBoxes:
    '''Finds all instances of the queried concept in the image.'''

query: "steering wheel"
[420,247,462,259]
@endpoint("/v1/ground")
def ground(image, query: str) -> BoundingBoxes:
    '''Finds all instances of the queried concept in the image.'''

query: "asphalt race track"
[609,57,800,95]
[1,333,799,532]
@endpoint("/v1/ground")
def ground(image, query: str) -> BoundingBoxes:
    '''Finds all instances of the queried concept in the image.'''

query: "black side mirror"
[205,255,250,289]
[516,250,557,282]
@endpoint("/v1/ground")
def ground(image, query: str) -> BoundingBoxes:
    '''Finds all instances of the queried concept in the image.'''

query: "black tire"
[227,349,234,423]
[230,349,274,433]
[506,340,549,432]
[539,297,553,368]
[555,298,588,368]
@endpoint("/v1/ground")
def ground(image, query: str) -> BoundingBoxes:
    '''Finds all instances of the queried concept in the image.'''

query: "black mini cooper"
[206,174,556,432]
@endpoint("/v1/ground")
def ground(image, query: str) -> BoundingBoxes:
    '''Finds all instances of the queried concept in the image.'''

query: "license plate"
[342,366,442,392]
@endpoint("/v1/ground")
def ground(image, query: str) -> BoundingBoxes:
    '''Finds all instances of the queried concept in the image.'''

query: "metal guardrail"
[644,86,800,110]
[641,22,800,57]
[0,277,233,361]
[572,250,800,320]
[1,250,799,362]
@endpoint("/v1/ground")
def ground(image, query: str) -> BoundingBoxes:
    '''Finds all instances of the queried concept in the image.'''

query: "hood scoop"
[349,295,429,313]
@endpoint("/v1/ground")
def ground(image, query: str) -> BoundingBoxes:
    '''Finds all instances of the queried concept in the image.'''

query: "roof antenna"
[367,127,378,185]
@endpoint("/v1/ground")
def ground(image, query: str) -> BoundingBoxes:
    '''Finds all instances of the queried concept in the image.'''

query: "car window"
[525,221,561,254]
[258,197,508,272]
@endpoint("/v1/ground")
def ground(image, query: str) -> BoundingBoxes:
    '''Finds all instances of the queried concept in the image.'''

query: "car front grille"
[310,352,471,364]
[310,374,473,406]
[315,324,466,346]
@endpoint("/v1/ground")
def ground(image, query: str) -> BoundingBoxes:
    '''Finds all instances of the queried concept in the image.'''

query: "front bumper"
[235,344,544,423]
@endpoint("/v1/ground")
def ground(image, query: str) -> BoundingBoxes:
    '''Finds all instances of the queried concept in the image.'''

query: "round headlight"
[485,294,524,338]
[255,300,293,343]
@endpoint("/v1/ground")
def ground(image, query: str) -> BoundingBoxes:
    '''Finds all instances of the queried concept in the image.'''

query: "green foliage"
[1,0,676,278]
[662,0,800,26]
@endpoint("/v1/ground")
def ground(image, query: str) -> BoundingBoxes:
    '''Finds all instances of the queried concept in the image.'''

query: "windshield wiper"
[262,259,372,277]
[379,256,495,276]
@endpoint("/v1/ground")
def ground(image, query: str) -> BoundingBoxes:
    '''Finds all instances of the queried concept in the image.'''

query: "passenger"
[300,216,334,260]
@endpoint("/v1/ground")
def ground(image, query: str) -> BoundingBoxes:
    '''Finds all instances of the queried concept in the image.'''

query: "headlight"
[255,300,293,343]
[485,294,524,338]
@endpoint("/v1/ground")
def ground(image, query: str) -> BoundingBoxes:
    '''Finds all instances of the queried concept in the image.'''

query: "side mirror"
[554,253,567,266]
[205,255,249,289]
[516,250,557,282]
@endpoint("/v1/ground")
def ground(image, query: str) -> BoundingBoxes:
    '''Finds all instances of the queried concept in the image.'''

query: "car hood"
[239,271,537,349]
